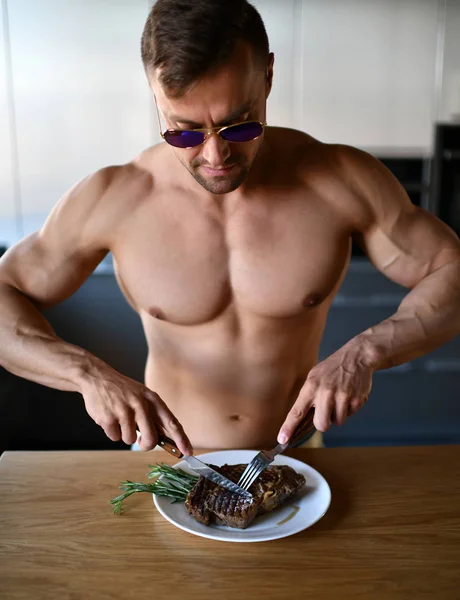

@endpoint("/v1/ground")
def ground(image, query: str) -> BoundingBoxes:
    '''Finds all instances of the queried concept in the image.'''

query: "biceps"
[360,207,460,289]
[0,233,108,308]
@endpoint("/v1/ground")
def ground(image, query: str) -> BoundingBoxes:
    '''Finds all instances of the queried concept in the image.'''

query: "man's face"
[151,43,273,195]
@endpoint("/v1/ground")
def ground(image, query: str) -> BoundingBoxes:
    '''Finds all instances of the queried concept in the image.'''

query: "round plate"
[153,449,331,543]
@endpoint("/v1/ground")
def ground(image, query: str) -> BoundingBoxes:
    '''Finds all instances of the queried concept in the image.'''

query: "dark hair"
[141,0,269,96]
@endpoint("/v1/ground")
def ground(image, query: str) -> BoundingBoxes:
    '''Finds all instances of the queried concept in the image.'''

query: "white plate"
[153,449,331,543]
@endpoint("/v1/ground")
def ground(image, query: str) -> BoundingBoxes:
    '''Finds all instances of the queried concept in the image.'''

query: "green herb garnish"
[110,463,199,514]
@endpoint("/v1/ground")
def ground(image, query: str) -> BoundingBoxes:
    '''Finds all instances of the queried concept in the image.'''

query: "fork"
[237,408,316,491]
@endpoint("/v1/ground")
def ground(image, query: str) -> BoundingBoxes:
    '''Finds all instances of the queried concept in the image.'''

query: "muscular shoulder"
[82,161,154,217]
[330,144,415,230]
[289,137,412,232]
[41,160,155,251]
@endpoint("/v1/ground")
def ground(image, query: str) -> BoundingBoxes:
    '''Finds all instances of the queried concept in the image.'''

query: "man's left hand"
[277,344,375,442]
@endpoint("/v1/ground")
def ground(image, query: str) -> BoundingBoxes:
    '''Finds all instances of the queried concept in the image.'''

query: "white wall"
[440,0,460,121]
[255,0,440,152]
[0,0,452,247]
[251,0,301,127]
[0,0,18,245]
[4,0,153,243]
[300,0,439,151]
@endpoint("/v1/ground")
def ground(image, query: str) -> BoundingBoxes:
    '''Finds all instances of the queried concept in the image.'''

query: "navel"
[303,292,323,308]
[229,415,242,422]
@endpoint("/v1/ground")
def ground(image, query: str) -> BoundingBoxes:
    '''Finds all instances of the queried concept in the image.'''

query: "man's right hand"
[0,167,193,454]
[79,359,192,455]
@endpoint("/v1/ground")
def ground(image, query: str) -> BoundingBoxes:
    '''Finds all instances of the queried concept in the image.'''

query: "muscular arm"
[278,146,460,440]
[0,169,112,389]
[345,147,460,370]
[0,166,191,453]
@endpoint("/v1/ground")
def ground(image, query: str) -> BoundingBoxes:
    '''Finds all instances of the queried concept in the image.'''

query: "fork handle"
[157,434,184,458]
[287,407,316,448]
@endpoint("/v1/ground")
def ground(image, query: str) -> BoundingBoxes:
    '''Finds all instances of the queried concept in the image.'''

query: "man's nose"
[201,133,231,167]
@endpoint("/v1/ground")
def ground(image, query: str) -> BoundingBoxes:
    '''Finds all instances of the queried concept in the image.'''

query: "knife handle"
[157,434,184,459]
[287,407,316,448]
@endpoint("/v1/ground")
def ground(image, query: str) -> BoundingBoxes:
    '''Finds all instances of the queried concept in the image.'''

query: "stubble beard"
[190,162,251,194]
[174,151,253,194]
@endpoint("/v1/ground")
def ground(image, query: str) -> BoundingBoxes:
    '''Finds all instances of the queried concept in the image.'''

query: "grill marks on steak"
[185,474,256,528]
[185,467,256,528]
[185,464,306,529]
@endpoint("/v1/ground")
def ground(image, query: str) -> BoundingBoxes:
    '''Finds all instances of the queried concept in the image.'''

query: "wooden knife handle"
[157,435,184,459]
[287,407,316,448]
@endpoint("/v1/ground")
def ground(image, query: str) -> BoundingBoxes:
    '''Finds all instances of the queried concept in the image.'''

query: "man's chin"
[192,166,249,194]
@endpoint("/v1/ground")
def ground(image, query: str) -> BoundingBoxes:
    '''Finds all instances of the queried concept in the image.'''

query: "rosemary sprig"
[110,463,199,514]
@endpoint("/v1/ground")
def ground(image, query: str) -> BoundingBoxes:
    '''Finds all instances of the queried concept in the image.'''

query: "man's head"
[141,0,273,194]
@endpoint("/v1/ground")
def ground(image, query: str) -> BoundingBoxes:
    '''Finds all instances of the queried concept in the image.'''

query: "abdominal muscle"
[142,308,326,449]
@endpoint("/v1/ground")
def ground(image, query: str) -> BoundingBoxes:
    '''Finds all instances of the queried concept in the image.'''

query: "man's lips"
[200,164,236,176]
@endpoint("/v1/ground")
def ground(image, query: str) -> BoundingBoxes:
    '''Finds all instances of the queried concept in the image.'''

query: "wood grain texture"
[1,446,460,600]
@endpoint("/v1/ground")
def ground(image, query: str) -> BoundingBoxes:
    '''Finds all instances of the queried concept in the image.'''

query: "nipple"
[303,293,322,308]
[149,306,165,320]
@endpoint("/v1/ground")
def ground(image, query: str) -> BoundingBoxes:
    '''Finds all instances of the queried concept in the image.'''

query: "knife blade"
[182,455,253,499]
[157,435,253,500]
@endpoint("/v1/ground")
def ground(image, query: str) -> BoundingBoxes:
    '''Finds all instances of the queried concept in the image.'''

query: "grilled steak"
[185,464,305,529]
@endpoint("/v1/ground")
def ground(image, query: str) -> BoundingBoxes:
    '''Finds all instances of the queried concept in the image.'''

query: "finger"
[331,408,339,426]
[348,395,367,416]
[134,405,159,451]
[119,414,138,446]
[347,399,359,416]
[313,387,334,432]
[334,391,350,426]
[146,390,193,455]
[145,390,193,455]
[277,384,316,444]
[102,419,122,442]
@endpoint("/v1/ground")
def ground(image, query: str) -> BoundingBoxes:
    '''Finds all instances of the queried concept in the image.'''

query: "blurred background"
[1,0,459,452]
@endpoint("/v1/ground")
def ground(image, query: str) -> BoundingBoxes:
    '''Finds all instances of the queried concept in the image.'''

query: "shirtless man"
[1,0,459,455]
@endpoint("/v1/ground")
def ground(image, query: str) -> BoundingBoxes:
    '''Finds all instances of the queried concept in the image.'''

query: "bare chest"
[112,192,351,325]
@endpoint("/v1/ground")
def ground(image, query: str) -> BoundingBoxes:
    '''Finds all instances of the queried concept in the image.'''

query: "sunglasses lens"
[163,130,205,148]
[220,121,264,143]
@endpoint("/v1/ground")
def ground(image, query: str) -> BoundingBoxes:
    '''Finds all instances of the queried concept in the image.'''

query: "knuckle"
[129,396,143,410]
[337,392,350,404]
[322,385,336,397]
[290,405,306,421]
[306,372,320,387]
[166,418,181,432]
[144,389,161,403]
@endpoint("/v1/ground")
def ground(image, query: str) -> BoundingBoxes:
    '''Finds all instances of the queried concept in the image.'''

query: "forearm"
[350,260,460,371]
[0,282,103,392]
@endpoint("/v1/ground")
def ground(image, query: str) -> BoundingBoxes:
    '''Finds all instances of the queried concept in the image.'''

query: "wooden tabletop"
[1,445,459,600]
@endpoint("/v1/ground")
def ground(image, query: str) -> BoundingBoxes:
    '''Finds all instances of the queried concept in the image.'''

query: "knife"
[157,435,253,500]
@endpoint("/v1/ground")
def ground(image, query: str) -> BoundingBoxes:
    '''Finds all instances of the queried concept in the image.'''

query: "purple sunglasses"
[155,99,266,149]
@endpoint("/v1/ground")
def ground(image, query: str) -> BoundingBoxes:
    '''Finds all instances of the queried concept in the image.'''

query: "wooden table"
[1,446,459,600]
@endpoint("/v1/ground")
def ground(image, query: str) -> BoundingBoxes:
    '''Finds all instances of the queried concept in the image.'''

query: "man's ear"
[266,52,274,98]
